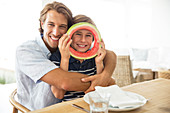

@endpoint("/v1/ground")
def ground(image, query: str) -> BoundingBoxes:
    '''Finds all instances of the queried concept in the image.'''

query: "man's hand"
[81,74,116,94]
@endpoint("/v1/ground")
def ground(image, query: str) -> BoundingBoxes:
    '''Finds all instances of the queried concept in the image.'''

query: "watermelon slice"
[67,22,101,59]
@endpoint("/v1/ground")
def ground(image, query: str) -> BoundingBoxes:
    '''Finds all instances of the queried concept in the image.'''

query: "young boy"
[50,15,106,101]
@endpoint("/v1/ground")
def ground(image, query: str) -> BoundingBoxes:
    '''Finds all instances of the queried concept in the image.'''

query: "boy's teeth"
[79,45,85,47]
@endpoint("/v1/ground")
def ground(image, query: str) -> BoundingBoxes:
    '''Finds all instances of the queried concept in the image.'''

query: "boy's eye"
[86,34,92,37]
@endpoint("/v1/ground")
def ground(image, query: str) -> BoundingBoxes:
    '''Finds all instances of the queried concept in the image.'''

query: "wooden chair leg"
[13,107,18,113]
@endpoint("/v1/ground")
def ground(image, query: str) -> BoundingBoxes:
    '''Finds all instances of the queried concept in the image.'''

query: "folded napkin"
[95,85,147,109]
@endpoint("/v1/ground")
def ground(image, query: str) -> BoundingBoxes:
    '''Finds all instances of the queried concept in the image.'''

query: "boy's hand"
[58,34,72,61]
[51,85,66,99]
[95,38,106,64]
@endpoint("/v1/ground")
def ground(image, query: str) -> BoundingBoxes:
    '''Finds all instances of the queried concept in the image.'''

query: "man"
[15,1,116,111]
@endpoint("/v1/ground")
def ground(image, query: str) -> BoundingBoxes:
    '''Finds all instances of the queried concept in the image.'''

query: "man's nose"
[53,27,60,36]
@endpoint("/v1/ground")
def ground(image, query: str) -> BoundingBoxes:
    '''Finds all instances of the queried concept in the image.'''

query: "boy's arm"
[82,39,116,93]
[59,34,71,71]
[50,57,69,99]
[82,50,117,93]
[95,43,105,74]
[97,39,117,78]
[96,61,104,74]
[51,35,71,99]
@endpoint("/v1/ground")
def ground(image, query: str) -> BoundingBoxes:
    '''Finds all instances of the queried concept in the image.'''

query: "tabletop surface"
[28,78,170,113]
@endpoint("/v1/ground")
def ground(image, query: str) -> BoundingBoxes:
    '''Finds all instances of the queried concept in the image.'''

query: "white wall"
[0,0,41,70]
[0,0,170,70]
[151,0,170,47]
[42,0,170,49]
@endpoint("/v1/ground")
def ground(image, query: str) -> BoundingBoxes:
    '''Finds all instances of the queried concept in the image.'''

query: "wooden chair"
[135,69,154,82]
[9,89,30,113]
[158,70,170,79]
[112,56,135,87]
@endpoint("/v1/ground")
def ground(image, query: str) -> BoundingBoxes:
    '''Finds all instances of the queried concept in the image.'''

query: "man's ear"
[41,21,44,29]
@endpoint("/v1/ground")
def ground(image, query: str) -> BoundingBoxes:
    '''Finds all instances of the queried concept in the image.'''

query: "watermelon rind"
[67,22,101,59]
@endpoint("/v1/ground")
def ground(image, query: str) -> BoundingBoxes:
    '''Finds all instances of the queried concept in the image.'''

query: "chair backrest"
[9,89,30,113]
[112,56,134,87]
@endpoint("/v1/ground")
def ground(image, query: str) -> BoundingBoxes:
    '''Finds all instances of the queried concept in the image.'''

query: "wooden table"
[28,78,170,113]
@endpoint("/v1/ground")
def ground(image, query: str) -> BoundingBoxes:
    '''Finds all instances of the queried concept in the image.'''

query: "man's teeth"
[51,37,59,41]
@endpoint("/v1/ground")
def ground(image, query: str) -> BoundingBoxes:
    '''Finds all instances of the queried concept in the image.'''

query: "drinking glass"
[88,92,111,113]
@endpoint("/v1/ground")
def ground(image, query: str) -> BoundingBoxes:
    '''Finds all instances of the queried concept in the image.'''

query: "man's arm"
[41,50,116,93]
[16,41,91,93]
[82,50,117,93]
[41,68,91,91]
[103,50,117,77]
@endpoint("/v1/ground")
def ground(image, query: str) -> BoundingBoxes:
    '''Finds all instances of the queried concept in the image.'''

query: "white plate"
[83,91,147,111]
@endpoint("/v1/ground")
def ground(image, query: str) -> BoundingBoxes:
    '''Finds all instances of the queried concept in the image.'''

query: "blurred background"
[0,0,170,70]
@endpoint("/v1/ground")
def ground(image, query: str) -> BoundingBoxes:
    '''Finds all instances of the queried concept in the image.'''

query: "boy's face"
[41,10,68,52]
[71,29,93,53]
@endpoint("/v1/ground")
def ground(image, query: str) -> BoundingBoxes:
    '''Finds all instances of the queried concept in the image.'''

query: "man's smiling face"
[41,10,68,52]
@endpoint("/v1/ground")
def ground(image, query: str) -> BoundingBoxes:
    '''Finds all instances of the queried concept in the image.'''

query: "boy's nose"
[80,36,86,42]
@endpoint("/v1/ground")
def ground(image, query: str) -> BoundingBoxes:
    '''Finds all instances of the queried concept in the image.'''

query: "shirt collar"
[69,56,94,64]
[69,56,77,63]
[36,35,51,59]
[53,48,61,61]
